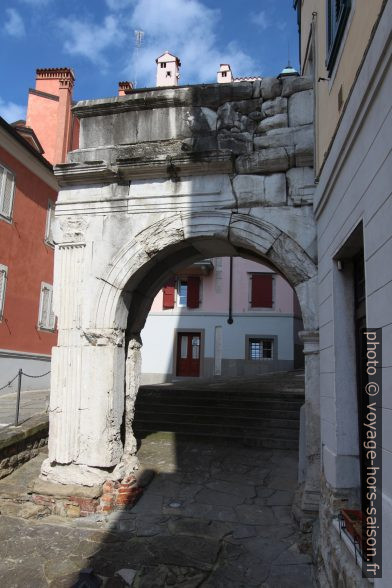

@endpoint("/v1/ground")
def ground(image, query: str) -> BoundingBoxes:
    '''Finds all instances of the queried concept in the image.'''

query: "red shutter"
[187,277,200,308]
[251,274,273,308]
[162,281,175,309]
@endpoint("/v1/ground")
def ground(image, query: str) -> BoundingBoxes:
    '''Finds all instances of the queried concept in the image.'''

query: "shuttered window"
[38,283,55,330]
[162,280,175,309]
[187,276,200,309]
[0,264,8,320]
[0,164,15,220]
[45,200,55,245]
[251,274,273,308]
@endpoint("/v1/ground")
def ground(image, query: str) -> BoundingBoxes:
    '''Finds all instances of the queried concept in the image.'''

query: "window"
[326,0,351,74]
[166,71,172,77]
[45,200,55,246]
[250,273,273,308]
[0,163,15,220]
[160,62,166,68]
[222,71,227,77]
[38,283,55,330]
[178,280,188,307]
[0,264,8,320]
[248,338,273,360]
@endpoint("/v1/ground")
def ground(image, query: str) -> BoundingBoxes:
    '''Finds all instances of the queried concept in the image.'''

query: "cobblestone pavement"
[0,433,314,587]
[0,389,49,428]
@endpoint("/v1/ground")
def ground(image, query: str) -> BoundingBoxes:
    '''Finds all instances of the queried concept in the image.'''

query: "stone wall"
[0,414,48,480]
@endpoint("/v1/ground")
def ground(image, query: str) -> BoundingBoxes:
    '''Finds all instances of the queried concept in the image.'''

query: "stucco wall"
[299,0,385,174]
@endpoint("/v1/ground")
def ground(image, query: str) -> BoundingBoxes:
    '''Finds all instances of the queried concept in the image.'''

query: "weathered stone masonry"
[41,76,320,516]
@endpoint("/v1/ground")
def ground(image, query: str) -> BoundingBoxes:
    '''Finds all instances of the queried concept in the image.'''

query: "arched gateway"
[42,76,320,514]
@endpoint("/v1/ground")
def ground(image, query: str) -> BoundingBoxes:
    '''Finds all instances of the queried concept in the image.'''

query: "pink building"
[141,257,303,383]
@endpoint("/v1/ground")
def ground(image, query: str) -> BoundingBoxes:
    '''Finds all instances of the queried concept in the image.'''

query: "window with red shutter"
[251,274,273,308]
[162,281,175,309]
[187,276,200,308]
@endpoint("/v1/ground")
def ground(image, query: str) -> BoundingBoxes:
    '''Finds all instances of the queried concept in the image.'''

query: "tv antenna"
[134,30,144,88]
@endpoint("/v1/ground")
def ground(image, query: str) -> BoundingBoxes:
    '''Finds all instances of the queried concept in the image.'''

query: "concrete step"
[135,404,301,420]
[135,429,299,451]
[134,372,304,450]
[134,411,300,429]
[133,420,300,440]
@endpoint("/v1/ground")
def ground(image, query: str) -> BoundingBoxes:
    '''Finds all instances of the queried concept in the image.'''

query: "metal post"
[14,369,22,426]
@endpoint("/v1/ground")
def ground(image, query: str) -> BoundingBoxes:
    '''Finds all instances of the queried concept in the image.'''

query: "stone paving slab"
[0,433,314,587]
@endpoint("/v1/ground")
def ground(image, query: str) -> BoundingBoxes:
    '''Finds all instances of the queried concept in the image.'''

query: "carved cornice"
[54,152,234,185]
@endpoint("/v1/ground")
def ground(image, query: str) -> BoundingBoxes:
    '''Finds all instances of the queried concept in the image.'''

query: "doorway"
[176,332,201,377]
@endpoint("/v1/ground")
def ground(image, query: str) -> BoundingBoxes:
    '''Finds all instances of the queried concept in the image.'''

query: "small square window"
[222,71,227,77]
[160,62,166,68]
[248,338,273,360]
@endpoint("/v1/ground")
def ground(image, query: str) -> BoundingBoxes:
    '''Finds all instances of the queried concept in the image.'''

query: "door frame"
[173,328,205,378]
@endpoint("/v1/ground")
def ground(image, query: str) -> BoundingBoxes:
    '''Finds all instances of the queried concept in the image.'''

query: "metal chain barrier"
[0,368,51,426]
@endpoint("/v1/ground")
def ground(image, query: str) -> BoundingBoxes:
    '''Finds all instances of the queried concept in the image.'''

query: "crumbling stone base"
[31,470,153,518]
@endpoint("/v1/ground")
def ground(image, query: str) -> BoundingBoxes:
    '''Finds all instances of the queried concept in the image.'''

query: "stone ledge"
[0,413,48,452]
[0,414,49,480]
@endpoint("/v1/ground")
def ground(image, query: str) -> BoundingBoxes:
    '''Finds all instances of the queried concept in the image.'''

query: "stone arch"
[94,210,318,335]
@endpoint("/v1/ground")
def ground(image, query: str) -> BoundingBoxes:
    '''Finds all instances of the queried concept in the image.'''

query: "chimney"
[26,68,77,164]
[118,81,134,96]
[156,52,181,87]
[217,64,233,84]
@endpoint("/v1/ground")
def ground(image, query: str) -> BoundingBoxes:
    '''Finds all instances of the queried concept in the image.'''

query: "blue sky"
[0,0,299,123]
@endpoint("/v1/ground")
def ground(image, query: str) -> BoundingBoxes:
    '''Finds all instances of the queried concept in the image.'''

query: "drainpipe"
[227,257,233,324]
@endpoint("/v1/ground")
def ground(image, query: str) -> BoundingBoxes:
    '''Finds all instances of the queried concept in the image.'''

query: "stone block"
[256,113,288,133]
[254,128,294,150]
[218,131,253,154]
[289,90,313,127]
[286,167,315,201]
[262,97,287,117]
[236,147,289,174]
[293,125,313,167]
[217,102,241,130]
[233,174,265,207]
[281,76,313,97]
[265,173,287,204]
[260,77,282,100]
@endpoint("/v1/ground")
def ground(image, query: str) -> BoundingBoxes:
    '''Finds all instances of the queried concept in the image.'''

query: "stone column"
[299,329,321,514]
[40,217,127,487]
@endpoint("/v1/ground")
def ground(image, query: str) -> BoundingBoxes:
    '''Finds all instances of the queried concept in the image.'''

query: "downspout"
[227,257,233,324]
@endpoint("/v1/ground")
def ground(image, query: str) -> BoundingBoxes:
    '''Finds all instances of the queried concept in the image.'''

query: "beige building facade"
[296,0,391,585]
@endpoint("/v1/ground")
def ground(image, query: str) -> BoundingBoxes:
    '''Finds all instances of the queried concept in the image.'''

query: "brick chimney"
[118,81,134,96]
[26,68,79,165]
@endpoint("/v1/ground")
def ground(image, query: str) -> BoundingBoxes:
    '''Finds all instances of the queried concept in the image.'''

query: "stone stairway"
[133,371,304,450]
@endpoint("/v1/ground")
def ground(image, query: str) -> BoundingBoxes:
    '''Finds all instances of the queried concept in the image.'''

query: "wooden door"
[176,332,201,377]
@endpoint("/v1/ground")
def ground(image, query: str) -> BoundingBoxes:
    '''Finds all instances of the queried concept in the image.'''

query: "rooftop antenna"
[134,30,144,88]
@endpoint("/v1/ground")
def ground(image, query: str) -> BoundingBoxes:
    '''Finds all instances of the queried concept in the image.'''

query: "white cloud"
[4,8,26,38]
[0,98,26,123]
[58,0,258,83]
[59,15,126,67]
[127,0,258,85]
[251,10,269,30]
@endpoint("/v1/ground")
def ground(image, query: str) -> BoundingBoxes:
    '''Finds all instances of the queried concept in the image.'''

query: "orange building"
[0,68,78,392]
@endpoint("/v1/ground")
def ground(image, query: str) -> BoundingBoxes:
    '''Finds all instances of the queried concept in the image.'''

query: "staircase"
[133,371,304,450]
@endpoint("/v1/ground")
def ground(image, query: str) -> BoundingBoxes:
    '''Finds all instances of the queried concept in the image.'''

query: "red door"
[176,332,201,377]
